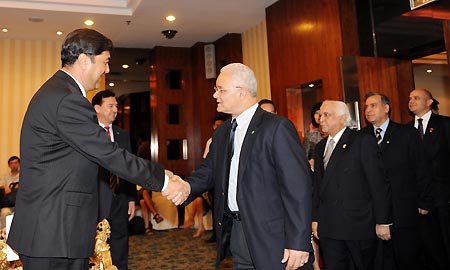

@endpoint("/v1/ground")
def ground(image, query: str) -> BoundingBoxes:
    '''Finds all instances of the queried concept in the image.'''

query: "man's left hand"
[281,249,309,270]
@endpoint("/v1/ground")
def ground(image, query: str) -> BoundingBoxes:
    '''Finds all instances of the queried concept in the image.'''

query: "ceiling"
[0,0,278,48]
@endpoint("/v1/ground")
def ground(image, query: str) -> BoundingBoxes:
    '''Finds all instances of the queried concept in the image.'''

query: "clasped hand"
[161,174,191,205]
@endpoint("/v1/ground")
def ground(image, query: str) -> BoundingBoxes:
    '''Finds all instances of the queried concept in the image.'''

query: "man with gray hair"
[312,100,391,270]
[177,63,314,269]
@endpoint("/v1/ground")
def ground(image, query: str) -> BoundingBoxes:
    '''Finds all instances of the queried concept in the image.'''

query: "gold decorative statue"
[89,219,117,270]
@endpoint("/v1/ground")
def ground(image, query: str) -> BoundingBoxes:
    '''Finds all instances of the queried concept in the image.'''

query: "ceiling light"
[2,28,8,33]
[166,15,176,22]
[122,64,129,69]
[84,19,94,26]
[308,83,315,88]
[393,48,398,53]
[109,82,115,87]
[426,69,432,73]
[56,31,63,36]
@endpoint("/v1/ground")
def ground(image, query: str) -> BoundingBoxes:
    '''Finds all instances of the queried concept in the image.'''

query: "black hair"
[310,102,323,128]
[8,156,20,164]
[212,115,227,124]
[92,90,116,106]
[61,28,113,66]
[258,99,277,113]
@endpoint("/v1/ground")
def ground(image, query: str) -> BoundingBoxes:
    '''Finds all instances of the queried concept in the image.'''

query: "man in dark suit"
[7,28,189,270]
[175,63,313,270]
[92,90,137,270]
[362,92,432,270]
[408,88,450,270]
[312,100,391,270]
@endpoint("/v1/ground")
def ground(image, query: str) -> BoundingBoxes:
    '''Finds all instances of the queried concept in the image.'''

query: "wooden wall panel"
[356,57,414,125]
[266,0,352,117]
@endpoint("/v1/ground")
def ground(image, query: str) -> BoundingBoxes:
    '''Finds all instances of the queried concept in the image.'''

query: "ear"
[426,98,433,108]
[78,53,91,70]
[94,104,101,114]
[383,104,390,114]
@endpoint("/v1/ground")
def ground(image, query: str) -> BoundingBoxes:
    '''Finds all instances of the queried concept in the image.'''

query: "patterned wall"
[242,20,272,101]
[0,39,61,175]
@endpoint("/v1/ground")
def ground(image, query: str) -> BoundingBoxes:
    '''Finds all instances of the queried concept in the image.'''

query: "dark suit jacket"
[362,121,432,228]
[8,70,165,259]
[313,128,391,240]
[186,107,313,269]
[98,125,137,220]
[408,113,450,208]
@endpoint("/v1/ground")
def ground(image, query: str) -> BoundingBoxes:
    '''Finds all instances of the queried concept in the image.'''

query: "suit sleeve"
[55,93,165,191]
[273,119,313,252]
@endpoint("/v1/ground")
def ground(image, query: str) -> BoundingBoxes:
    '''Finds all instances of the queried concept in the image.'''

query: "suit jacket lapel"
[237,108,264,184]
[321,128,351,193]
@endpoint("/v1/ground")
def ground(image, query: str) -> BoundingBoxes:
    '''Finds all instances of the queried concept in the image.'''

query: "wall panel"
[0,39,60,175]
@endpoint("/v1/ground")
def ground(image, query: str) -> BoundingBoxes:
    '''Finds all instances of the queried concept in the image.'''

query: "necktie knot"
[104,126,111,141]
[375,128,382,144]
[231,119,238,132]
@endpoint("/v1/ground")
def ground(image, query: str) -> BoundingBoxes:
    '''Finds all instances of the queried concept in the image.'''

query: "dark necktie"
[375,128,382,144]
[230,119,238,157]
[417,118,424,141]
[104,126,118,192]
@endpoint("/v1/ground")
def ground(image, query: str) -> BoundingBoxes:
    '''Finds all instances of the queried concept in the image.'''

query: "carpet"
[128,229,232,270]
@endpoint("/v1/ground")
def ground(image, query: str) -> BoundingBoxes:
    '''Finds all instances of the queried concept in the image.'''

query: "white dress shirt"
[414,110,431,134]
[228,103,259,211]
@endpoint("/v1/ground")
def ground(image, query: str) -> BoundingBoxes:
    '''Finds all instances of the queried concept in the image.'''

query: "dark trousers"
[419,208,450,270]
[19,254,88,270]
[375,226,420,270]
[108,194,130,270]
[320,237,376,270]
[230,219,255,269]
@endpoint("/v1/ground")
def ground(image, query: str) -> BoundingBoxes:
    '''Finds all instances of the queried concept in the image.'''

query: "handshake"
[161,170,191,205]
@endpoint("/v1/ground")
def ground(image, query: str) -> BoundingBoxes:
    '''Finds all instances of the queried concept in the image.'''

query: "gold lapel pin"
[343,144,347,149]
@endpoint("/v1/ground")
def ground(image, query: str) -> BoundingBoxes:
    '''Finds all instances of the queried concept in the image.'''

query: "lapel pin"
[386,140,390,144]
[251,130,255,134]
[429,128,434,133]
[343,144,347,149]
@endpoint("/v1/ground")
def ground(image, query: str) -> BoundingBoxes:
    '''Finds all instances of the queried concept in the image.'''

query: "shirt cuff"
[161,174,169,192]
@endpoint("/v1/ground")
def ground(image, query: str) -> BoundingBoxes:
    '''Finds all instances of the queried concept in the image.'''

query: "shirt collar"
[329,126,347,144]
[374,118,390,133]
[60,69,87,97]
[233,103,259,132]
[415,110,431,122]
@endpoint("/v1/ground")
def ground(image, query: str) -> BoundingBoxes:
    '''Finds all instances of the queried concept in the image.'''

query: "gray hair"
[322,100,352,127]
[220,63,257,97]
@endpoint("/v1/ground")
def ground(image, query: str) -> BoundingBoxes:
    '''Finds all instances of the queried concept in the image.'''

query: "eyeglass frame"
[213,86,242,94]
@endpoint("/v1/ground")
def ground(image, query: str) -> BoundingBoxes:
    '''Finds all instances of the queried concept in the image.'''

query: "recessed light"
[166,15,176,22]
[56,31,63,36]
[122,64,129,69]
[393,48,398,53]
[109,82,115,87]
[2,28,8,33]
[426,69,432,73]
[84,19,94,26]
[309,83,315,88]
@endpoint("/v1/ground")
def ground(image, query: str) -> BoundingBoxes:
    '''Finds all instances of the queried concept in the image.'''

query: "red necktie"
[104,126,118,191]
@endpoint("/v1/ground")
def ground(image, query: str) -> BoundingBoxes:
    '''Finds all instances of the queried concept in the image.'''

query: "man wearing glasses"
[174,63,313,269]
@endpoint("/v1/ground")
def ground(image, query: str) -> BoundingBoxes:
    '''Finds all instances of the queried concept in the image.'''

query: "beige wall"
[0,39,61,175]
[242,20,272,101]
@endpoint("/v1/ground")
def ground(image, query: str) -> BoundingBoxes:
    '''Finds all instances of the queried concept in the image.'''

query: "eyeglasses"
[213,86,241,94]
